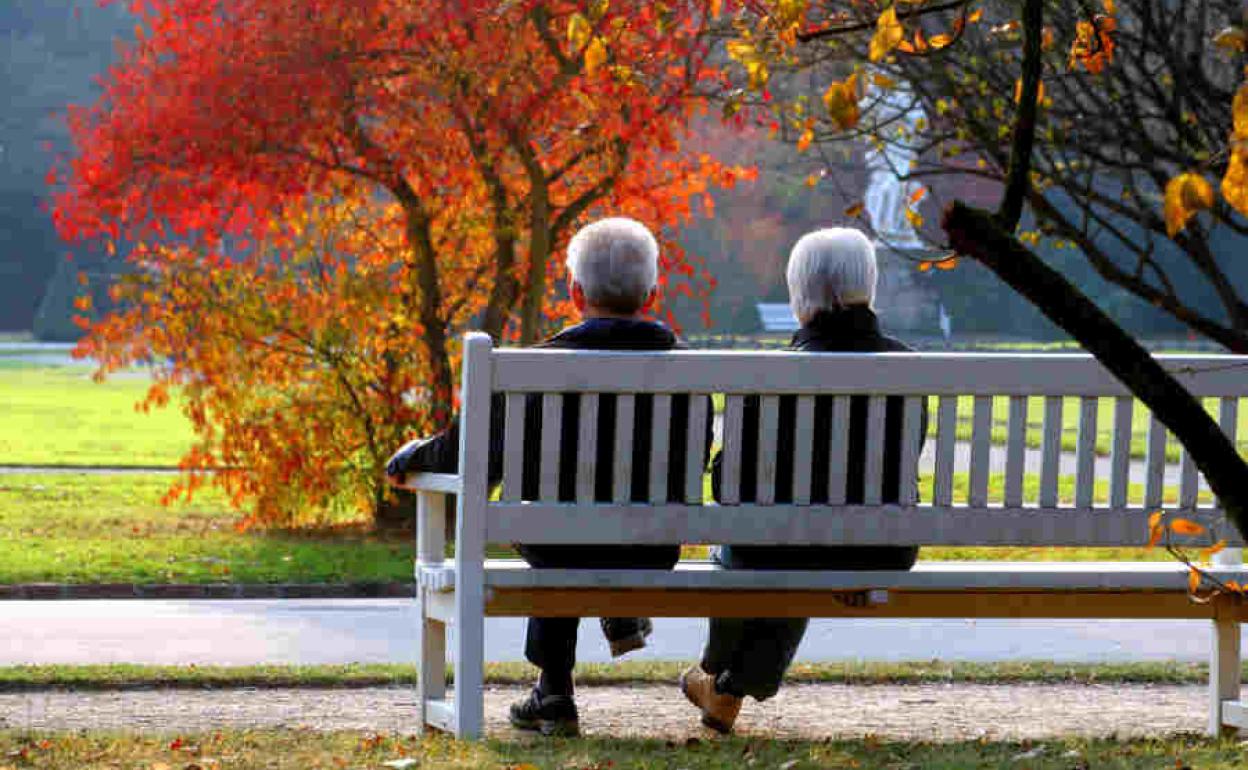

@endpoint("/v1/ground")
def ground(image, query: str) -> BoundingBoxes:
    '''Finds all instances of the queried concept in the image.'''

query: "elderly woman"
[680,227,927,733]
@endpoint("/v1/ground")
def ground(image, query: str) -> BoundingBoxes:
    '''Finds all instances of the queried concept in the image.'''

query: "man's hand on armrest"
[386,436,436,487]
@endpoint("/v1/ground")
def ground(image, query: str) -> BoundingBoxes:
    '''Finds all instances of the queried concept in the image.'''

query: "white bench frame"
[403,331,1248,738]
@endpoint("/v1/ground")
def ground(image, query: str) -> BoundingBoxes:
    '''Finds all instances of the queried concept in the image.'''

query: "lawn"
[1,731,1244,769]
[0,474,412,584]
[0,367,194,467]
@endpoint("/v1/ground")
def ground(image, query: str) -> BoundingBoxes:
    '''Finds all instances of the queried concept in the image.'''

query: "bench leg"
[417,592,448,733]
[453,570,486,739]
[1210,601,1242,738]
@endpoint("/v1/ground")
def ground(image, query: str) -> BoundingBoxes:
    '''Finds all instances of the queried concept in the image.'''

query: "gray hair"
[565,217,659,314]
[786,228,877,323]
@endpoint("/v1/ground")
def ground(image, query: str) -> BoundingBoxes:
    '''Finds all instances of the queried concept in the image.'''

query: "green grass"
[0,474,413,584]
[0,660,1236,691]
[0,368,194,467]
[1,731,1245,769]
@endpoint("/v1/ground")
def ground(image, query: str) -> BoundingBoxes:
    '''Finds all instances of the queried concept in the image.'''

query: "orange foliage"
[54,0,751,525]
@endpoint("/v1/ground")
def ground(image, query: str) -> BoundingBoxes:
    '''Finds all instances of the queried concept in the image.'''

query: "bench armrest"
[401,473,462,494]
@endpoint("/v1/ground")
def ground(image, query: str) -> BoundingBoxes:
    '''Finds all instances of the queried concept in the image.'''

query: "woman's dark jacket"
[387,317,711,503]
[709,306,927,570]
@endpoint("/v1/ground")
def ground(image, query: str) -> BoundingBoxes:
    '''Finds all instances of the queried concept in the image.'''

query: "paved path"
[2,599,1241,667]
[0,682,1212,740]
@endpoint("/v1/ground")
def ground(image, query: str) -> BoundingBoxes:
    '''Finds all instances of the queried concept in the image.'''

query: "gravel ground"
[0,683,1216,740]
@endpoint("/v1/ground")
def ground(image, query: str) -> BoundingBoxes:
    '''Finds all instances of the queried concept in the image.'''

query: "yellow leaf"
[804,173,819,187]
[709,0,723,18]
[908,186,927,205]
[588,0,609,21]
[1148,510,1163,530]
[1146,524,1164,549]
[1102,0,1115,13]
[934,255,958,270]
[1233,82,1248,139]
[904,208,924,229]
[869,7,905,62]
[872,73,896,89]
[917,260,933,272]
[1164,172,1213,237]
[929,33,952,49]
[1222,147,1248,219]
[1227,580,1243,593]
[797,129,814,152]
[844,201,865,218]
[822,74,860,130]
[567,13,592,51]
[1213,27,1248,54]
[1169,517,1206,537]
[1189,567,1201,593]
[968,7,983,23]
[584,36,608,76]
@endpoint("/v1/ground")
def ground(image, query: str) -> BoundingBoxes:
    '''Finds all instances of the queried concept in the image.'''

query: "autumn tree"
[726,0,1248,536]
[54,0,749,525]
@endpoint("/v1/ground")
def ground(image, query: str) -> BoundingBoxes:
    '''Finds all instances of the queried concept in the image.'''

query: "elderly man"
[387,217,707,737]
[680,227,927,733]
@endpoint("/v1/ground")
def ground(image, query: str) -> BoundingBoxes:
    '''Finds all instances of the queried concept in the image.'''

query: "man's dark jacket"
[387,317,711,504]
[710,305,927,569]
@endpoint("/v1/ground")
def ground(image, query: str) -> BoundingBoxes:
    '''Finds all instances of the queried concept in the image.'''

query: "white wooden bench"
[402,331,1248,739]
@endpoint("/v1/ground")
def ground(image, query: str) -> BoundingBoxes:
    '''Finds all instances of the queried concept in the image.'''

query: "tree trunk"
[519,187,553,344]
[942,201,1248,538]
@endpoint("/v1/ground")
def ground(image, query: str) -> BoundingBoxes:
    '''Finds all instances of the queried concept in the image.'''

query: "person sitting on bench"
[680,227,928,733]
[387,216,708,737]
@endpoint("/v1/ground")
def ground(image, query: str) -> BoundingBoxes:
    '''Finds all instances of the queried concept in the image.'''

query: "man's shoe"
[606,617,653,658]
[679,665,742,734]
[508,688,580,737]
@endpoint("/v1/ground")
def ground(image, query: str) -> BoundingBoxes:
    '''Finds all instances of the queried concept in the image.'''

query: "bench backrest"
[455,333,1247,549]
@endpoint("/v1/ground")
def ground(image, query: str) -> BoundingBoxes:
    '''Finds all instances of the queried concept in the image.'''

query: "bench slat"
[1110,396,1133,508]
[792,396,816,505]
[1004,396,1027,507]
[482,502,1241,547]
[1075,396,1098,509]
[969,396,992,508]
[490,351,1248,397]
[933,397,957,507]
[1145,413,1167,508]
[685,394,709,504]
[720,395,744,505]
[1218,397,1241,515]
[539,393,562,501]
[1040,396,1062,508]
[899,397,922,506]
[828,396,851,505]
[576,394,599,502]
[649,394,672,503]
[501,393,526,502]
[864,395,887,505]
[757,396,780,505]
[613,395,635,503]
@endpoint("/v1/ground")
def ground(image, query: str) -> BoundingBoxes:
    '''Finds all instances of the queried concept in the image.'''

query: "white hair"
[565,217,659,314]
[786,228,878,323]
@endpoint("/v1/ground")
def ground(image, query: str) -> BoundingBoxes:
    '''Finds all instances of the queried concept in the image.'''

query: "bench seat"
[413,560,1248,620]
